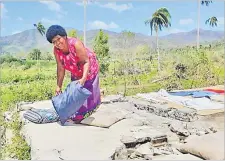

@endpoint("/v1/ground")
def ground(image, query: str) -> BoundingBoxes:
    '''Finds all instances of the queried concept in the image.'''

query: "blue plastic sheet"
[169,90,218,98]
[52,81,91,125]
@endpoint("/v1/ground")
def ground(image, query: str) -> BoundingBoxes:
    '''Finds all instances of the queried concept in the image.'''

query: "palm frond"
[144,7,171,35]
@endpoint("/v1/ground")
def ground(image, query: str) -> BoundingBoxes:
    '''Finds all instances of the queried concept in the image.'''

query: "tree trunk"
[83,0,87,46]
[156,29,160,72]
[197,0,200,50]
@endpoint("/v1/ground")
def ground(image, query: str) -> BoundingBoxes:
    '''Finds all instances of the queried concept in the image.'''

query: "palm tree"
[145,7,171,71]
[33,22,45,76]
[201,0,213,6]
[197,0,212,50]
[205,16,218,27]
[33,22,46,36]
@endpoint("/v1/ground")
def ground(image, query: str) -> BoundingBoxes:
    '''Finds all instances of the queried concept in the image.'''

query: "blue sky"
[1,0,224,37]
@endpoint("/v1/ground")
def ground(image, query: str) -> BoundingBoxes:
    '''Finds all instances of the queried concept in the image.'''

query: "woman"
[46,25,101,123]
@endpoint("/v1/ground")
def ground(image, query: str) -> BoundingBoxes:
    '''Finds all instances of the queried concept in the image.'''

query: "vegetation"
[205,16,218,27]
[0,35,224,160]
[93,29,110,75]
[145,7,171,71]
[68,29,84,41]
[33,22,46,36]
[0,3,223,160]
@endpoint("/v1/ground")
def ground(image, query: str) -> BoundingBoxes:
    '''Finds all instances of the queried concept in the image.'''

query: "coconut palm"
[33,22,45,76]
[33,22,46,36]
[201,0,213,6]
[145,7,171,71]
[197,0,213,50]
[205,16,218,27]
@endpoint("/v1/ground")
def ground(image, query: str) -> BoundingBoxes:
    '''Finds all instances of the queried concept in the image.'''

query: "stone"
[166,132,180,144]
[151,135,168,147]
[153,154,203,160]
[17,101,34,112]
[177,131,224,160]
[168,122,190,137]
[151,104,172,118]
[111,144,128,160]
[135,143,152,155]
[131,96,198,122]
[153,146,173,156]
[125,96,153,111]
[4,112,13,122]
[101,95,126,104]
[80,103,132,128]
[20,100,126,160]
[144,154,153,160]
[129,150,144,159]
[121,126,167,148]
[17,96,223,160]
[175,108,198,122]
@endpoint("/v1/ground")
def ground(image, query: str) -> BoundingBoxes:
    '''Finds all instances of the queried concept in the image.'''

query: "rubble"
[127,96,198,122]
[12,94,224,160]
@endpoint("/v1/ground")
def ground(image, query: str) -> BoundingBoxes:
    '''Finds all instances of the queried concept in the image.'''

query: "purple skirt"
[70,74,101,122]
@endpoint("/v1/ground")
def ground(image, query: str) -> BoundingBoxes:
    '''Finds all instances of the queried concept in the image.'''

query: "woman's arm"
[75,40,90,85]
[54,51,65,89]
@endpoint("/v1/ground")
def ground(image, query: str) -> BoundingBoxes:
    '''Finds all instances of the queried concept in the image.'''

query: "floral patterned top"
[54,37,99,80]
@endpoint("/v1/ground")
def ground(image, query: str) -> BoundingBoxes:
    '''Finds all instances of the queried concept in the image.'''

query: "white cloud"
[39,0,67,18]
[1,3,8,19]
[17,17,23,21]
[97,2,133,12]
[179,18,194,25]
[41,18,60,26]
[88,20,119,30]
[75,2,133,12]
[40,1,61,12]
[217,17,224,25]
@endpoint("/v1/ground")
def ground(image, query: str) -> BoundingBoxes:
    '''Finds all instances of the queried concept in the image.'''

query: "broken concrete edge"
[127,96,199,122]
[12,98,217,160]
[15,95,200,123]
[3,95,214,160]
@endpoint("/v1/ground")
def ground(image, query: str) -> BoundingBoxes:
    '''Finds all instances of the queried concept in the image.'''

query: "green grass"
[1,113,31,160]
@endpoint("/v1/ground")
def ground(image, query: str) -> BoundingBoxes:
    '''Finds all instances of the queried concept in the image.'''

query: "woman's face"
[52,35,67,50]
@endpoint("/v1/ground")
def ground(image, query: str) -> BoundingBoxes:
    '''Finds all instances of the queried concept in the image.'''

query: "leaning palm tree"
[33,22,46,36]
[197,0,212,50]
[145,7,171,71]
[33,22,45,76]
[205,16,218,27]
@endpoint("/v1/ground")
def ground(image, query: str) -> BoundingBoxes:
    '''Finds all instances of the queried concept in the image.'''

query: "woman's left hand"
[78,78,86,86]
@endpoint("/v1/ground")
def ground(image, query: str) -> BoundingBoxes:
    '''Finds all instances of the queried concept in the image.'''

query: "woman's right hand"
[55,86,62,95]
